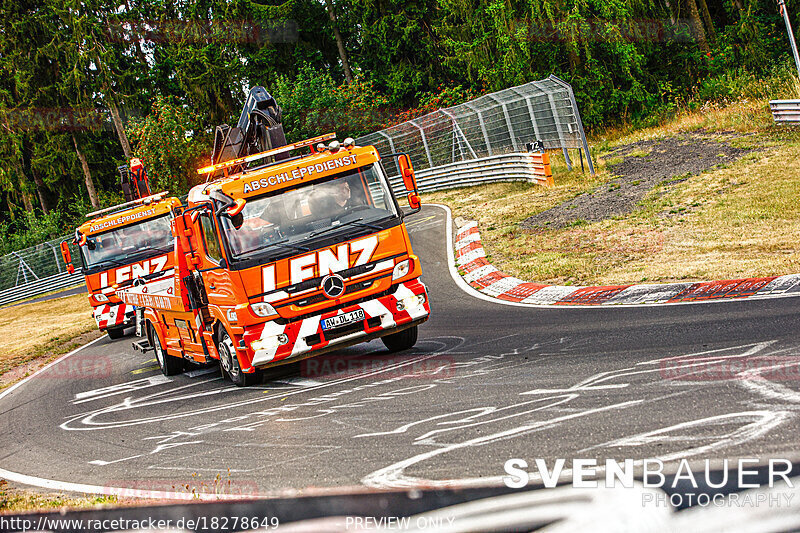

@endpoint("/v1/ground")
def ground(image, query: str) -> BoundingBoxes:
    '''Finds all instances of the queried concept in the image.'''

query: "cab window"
[199,214,222,262]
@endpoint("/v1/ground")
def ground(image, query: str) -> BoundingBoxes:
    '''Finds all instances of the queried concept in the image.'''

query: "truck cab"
[119,135,430,386]
[64,193,182,338]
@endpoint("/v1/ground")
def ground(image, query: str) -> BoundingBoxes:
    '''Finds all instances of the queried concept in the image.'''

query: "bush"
[127,96,209,196]
[0,210,66,255]
[274,65,391,141]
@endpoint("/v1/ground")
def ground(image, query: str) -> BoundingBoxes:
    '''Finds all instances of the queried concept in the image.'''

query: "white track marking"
[73,375,172,404]
[354,396,577,440]
[361,399,645,489]
[0,336,262,499]
[59,353,449,431]
[580,411,790,461]
[89,441,204,466]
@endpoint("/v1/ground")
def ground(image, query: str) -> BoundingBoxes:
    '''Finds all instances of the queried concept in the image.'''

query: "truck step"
[132,339,153,353]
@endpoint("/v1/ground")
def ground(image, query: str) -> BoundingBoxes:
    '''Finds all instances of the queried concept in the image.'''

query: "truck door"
[198,212,238,307]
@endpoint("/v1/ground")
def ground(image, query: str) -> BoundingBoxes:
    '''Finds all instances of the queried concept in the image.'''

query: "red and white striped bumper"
[93,302,133,330]
[244,280,430,368]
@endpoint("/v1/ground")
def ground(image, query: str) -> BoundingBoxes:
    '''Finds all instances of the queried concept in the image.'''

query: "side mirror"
[211,190,245,218]
[226,198,246,217]
[60,241,75,274]
[398,154,417,192]
[407,193,421,210]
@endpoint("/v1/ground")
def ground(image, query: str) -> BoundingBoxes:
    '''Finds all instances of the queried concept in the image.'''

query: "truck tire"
[381,325,418,352]
[106,326,125,339]
[218,330,260,387]
[150,323,183,376]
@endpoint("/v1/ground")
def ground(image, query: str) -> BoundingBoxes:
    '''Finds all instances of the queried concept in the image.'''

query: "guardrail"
[0,271,84,307]
[770,100,800,123]
[388,151,553,197]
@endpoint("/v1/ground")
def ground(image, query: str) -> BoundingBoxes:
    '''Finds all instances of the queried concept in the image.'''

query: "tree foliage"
[0,0,796,250]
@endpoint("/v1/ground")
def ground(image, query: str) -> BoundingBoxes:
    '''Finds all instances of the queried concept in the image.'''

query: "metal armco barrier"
[769,100,800,123]
[0,270,84,307]
[388,152,553,197]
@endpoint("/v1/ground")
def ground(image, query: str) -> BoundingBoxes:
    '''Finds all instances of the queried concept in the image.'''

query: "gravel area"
[521,132,757,230]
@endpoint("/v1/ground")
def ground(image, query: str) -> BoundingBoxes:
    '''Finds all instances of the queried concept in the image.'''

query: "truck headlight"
[251,333,289,352]
[94,293,109,303]
[392,259,411,280]
[251,302,278,318]
[396,293,425,311]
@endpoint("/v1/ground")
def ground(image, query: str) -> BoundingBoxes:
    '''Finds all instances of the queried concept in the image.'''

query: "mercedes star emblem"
[321,274,346,298]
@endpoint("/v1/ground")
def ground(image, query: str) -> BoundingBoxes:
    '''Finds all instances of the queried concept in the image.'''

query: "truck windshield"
[222,162,399,260]
[81,215,173,270]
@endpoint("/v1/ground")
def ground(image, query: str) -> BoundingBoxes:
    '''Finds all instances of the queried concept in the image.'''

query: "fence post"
[377,130,396,153]
[440,109,477,160]
[547,75,595,175]
[409,119,434,168]
[48,241,62,273]
[487,95,519,152]
[509,87,543,147]
[464,103,493,156]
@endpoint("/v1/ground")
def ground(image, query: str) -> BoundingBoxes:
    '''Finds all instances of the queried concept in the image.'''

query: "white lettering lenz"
[262,235,381,290]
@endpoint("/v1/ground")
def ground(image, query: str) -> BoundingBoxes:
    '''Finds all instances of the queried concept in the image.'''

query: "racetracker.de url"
[0,515,280,532]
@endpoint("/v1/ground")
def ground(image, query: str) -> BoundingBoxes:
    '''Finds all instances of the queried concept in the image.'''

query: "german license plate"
[321,309,365,331]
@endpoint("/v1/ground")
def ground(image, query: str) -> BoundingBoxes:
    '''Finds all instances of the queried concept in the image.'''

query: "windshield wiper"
[88,257,128,269]
[239,238,310,258]
[309,218,382,239]
[122,245,173,258]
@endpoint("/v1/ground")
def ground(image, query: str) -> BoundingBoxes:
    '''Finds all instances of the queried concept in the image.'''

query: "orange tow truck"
[117,134,431,385]
[60,160,180,338]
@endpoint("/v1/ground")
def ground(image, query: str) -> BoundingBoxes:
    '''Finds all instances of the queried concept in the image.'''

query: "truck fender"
[211,320,254,374]
[142,308,165,346]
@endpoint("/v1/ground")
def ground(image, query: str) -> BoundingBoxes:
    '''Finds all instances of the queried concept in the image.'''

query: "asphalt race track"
[1,204,799,497]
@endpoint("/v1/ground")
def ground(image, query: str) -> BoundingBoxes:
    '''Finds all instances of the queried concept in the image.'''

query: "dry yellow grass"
[0,293,96,378]
[0,480,117,512]
[425,103,800,285]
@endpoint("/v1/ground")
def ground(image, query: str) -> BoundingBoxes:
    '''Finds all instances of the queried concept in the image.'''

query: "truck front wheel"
[381,325,418,352]
[150,323,183,376]
[218,330,260,387]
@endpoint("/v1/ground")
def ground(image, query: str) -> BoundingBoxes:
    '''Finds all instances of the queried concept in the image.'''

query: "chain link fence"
[0,236,84,305]
[357,75,594,180]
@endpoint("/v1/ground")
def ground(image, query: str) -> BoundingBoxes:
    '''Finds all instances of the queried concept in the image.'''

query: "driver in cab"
[308,177,363,219]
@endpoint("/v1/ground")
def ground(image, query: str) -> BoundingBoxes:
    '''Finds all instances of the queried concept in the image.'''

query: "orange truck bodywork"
[117,141,430,383]
[72,196,182,336]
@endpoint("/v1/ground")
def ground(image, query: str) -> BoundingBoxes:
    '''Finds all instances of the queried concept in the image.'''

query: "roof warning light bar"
[197,133,337,175]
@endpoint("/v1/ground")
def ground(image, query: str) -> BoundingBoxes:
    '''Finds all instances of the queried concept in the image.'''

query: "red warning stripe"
[555,285,632,305]
[456,241,483,258]
[456,226,479,241]
[667,277,778,303]
[497,282,548,302]
[472,271,509,289]
[461,257,492,273]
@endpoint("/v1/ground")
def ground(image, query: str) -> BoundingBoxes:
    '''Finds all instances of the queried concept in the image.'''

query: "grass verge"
[0,480,118,513]
[0,293,101,389]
